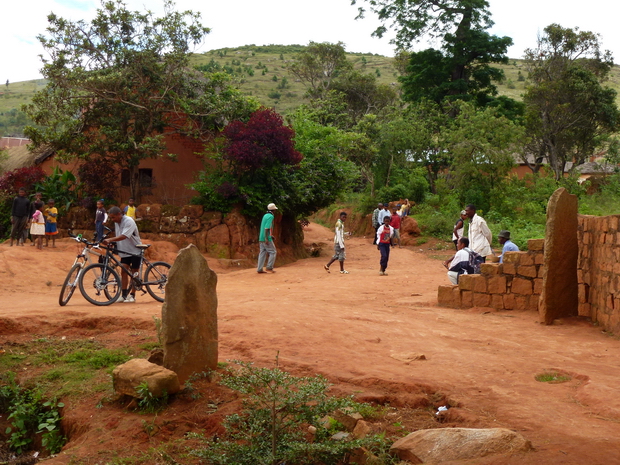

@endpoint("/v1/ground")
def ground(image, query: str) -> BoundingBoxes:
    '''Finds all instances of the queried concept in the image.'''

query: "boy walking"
[44,199,58,248]
[324,212,348,274]
[376,215,394,275]
[257,203,278,274]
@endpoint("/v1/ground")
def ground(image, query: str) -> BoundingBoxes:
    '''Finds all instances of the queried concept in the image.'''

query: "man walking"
[10,188,30,246]
[103,206,142,303]
[497,230,519,263]
[371,203,382,245]
[257,203,278,274]
[465,204,492,262]
[324,211,348,274]
[376,215,394,276]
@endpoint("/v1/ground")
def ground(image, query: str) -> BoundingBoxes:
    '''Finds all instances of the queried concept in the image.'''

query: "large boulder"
[400,216,422,246]
[390,427,532,463]
[112,358,180,398]
[162,244,218,383]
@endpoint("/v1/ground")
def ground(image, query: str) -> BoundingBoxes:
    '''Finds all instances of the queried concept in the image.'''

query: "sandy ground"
[2,222,620,464]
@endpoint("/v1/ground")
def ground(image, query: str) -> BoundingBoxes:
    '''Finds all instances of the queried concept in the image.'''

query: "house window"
[120,168,153,187]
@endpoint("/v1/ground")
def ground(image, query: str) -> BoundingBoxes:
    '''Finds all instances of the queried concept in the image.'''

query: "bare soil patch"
[2,223,620,464]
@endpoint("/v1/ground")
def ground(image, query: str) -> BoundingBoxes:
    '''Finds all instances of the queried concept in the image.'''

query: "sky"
[1,0,618,83]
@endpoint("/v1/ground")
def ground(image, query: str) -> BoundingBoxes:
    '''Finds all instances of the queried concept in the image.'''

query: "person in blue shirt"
[498,230,519,263]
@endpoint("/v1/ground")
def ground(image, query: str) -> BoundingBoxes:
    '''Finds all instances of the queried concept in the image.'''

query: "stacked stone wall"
[58,203,306,267]
[577,214,620,333]
[438,239,545,311]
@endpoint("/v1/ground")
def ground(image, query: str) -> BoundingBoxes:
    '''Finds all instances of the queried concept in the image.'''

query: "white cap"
[267,203,278,211]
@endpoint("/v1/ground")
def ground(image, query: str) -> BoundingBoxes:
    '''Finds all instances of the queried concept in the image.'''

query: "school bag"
[467,249,484,274]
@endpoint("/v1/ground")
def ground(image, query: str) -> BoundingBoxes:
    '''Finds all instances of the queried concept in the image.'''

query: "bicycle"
[59,229,110,306]
[78,240,171,306]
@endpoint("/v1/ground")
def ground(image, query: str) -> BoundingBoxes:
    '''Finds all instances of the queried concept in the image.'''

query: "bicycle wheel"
[144,261,171,302]
[59,264,82,306]
[78,264,121,306]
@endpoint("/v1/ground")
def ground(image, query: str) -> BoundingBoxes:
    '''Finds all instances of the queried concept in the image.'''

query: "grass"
[535,371,572,383]
[7,44,618,137]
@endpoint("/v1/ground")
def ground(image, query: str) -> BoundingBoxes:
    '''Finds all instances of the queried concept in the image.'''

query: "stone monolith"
[539,187,579,324]
[162,244,218,383]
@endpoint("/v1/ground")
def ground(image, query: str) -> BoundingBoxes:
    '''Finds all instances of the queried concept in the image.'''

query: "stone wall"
[577,214,620,333]
[437,239,545,311]
[58,203,306,266]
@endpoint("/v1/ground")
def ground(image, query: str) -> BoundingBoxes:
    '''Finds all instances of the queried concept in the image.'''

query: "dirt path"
[2,223,620,464]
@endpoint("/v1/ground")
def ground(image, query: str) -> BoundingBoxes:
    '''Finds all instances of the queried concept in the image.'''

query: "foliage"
[135,382,168,414]
[192,359,383,465]
[287,42,352,99]
[34,166,83,213]
[192,108,358,217]
[0,372,67,455]
[523,24,620,179]
[78,155,121,202]
[0,166,47,194]
[23,0,255,200]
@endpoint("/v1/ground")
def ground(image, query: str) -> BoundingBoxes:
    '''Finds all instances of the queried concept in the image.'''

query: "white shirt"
[468,214,492,257]
[450,248,471,270]
[115,215,141,257]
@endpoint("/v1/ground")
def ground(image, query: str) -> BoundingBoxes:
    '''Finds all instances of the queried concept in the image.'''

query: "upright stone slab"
[539,188,578,324]
[162,244,218,383]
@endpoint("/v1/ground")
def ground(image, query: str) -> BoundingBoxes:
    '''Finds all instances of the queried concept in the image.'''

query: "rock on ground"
[390,427,532,463]
[112,358,180,398]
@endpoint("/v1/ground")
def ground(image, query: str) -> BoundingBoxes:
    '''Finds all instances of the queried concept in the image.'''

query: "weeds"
[535,371,572,383]
[135,382,168,414]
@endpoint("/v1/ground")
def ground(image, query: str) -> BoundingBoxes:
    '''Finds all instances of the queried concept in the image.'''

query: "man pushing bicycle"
[103,206,142,303]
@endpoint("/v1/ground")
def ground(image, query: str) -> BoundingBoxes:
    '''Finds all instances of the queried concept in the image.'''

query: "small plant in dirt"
[135,382,168,414]
[0,372,67,455]
[192,358,389,465]
[535,371,572,383]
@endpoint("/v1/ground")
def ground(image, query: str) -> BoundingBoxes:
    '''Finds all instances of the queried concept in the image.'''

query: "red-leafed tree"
[223,108,302,171]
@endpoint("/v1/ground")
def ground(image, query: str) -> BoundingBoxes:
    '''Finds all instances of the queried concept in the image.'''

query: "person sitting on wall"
[444,237,473,285]
[498,230,519,263]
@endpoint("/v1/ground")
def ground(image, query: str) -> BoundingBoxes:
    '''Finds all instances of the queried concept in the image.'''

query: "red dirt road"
[2,222,620,464]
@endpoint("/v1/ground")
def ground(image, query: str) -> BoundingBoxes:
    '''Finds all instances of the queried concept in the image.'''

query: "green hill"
[2,44,620,137]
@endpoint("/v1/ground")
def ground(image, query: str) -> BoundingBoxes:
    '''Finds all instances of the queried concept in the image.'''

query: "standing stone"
[162,244,218,383]
[539,188,579,324]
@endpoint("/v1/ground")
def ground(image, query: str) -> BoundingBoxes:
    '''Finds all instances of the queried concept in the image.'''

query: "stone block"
[512,277,533,295]
[583,232,591,244]
[578,303,591,317]
[503,293,515,310]
[528,295,540,311]
[473,292,491,307]
[534,253,544,265]
[534,278,543,295]
[609,216,619,231]
[487,276,507,294]
[518,266,537,278]
[480,263,502,275]
[502,251,523,264]
[514,295,530,311]
[461,291,473,307]
[528,239,544,251]
[490,294,504,309]
[502,262,516,275]
[537,266,544,278]
[463,275,487,293]
[112,359,180,398]
[438,285,460,308]
[520,254,535,266]
[179,205,204,219]
[333,409,363,432]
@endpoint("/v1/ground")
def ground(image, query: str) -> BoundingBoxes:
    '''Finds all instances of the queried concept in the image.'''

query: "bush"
[376,184,408,205]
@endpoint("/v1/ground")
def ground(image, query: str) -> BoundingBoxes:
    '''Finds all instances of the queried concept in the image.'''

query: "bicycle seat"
[136,244,151,249]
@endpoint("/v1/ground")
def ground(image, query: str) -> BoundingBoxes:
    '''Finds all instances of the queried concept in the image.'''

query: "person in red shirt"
[390,209,401,248]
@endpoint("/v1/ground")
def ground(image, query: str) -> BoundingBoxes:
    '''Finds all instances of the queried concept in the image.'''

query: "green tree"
[354,0,514,110]
[523,24,619,180]
[23,0,254,200]
[441,101,524,211]
[287,42,352,99]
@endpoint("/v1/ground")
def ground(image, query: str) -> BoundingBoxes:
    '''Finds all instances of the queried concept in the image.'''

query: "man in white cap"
[257,203,278,273]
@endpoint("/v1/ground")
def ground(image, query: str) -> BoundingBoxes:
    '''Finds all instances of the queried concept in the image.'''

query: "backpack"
[467,249,484,274]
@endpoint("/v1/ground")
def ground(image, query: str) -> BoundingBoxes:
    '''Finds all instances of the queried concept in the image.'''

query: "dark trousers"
[95,221,104,242]
[378,242,391,271]
[372,225,379,244]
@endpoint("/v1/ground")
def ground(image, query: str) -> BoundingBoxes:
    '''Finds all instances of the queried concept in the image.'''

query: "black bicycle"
[78,241,171,306]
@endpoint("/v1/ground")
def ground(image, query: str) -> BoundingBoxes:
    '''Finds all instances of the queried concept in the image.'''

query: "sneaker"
[324,264,330,273]
[257,270,266,274]
[340,270,349,274]
[265,268,276,273]
[379,271,385,276]
[116,296,125,303]
[124,295,136,303]
[383,271,388,276]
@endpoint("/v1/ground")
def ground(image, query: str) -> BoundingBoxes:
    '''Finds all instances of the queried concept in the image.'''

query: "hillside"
[2,44,620,137]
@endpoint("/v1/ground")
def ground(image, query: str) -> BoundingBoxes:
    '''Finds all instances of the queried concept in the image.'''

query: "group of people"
[10,188,58,249]
[444,204,519,284]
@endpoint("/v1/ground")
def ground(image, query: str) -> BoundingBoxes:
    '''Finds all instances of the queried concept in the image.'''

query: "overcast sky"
[1,0,618,83]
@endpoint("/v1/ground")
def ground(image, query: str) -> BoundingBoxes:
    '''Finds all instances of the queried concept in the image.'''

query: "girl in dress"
[30,201,45,250]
